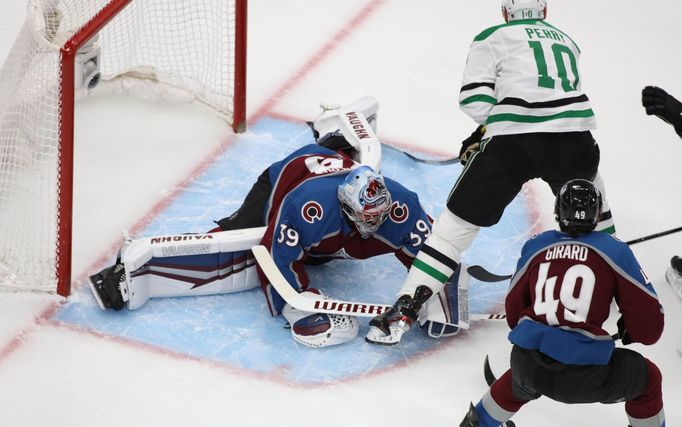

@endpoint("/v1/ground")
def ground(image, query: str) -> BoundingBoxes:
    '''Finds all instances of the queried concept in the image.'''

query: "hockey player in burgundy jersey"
[236,144,433,317]
[89,137,440,347]
[460,179,665,427]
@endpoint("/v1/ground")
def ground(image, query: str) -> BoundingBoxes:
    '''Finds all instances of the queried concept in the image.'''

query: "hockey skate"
[88,234,132,311]
[365,286,433,346]
[667,256,682,357]
[460,403,480,427]
[88,262,126,311]
[665,255,682,301]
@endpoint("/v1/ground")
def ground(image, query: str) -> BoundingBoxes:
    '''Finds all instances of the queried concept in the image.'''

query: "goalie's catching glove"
[642,86,682,137]
[459,125,486,165]
[365,285,433,346]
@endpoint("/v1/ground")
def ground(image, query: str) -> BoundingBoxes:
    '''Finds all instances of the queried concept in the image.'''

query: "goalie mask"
[338,165,392,239]
[502,0,547,22]
[554,179,602,237]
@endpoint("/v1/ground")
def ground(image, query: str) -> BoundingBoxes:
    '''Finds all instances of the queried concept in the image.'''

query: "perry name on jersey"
[459,19,596,138]
[259,144,433,315]
[505,230,663,366]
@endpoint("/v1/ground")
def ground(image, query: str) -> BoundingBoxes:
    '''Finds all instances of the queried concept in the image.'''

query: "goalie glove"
[459,125,486,165]
[642,86,682,137]
[365,285,433,346]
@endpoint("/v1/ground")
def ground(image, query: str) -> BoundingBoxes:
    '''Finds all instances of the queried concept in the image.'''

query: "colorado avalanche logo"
[362,179,382,204]
[301,201,324,224]
[389,201,408,223]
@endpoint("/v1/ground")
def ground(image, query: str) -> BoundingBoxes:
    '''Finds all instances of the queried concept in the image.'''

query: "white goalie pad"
[418,264,471,338]
[120,227,266,310]
[313,96,381,172]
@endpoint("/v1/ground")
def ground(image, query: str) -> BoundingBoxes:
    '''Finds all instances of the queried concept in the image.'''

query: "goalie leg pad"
[312,97,381,171]
[312,96,379,136]
[398,209,478,299]
[418,265,471,338]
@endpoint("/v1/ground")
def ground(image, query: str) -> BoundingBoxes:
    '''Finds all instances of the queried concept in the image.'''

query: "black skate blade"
[87,273,108,310]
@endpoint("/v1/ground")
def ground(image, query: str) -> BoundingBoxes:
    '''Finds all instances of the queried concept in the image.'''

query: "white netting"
[0,0,240,293]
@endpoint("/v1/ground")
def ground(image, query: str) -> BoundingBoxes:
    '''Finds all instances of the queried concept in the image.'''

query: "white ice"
[1,1,681,426]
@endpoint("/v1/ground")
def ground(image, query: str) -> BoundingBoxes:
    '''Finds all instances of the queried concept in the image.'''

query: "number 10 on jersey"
[528,41,580,92]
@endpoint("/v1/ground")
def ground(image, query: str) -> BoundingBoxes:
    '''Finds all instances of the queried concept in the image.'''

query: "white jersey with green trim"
[459,19,596,138]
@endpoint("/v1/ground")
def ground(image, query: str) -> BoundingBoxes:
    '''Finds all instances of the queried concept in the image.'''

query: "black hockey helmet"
[554,179,602,237]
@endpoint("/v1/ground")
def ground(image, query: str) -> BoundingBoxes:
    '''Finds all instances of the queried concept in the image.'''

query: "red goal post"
[0,0,247,296]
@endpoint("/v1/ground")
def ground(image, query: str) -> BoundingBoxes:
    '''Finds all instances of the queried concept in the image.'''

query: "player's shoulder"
[473,19,545,42]
[579,231,631,255]
[472,20,577,47]
[279,177,344,230]
[527,229,626,249]
[286,143,338,159]
[287,173,345,202]
[384,178,424,212]
[384,176,418,199]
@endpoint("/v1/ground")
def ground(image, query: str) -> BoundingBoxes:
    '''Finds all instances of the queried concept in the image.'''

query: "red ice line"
[0,0,540,386]
[0,0,389,373]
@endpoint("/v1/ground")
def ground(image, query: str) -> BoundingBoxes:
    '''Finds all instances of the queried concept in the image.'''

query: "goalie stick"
[251,245,506,321]
[470,226,682,283]
[381,143,460,166]
[625,225,682,245]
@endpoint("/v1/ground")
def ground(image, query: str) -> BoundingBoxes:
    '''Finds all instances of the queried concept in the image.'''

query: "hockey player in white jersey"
[366,0,617,345]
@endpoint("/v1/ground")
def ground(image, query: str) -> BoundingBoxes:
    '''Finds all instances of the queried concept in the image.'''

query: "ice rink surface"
[1,1,682,426]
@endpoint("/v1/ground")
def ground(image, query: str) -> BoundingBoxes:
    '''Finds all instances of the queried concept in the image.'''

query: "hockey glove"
[642,86,682,137]
[616,316,633,345]
[365,285,433,346]
[459,125,486,165]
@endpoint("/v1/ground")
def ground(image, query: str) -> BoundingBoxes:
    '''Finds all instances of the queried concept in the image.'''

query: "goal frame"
[55,0,247,296]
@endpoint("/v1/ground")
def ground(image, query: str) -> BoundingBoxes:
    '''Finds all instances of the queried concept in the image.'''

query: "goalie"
[88,98,466,348]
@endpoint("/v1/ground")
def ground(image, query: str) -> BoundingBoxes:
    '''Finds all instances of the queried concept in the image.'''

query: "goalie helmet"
[502,0,547,22]
[554,179,602,237]
[338,165,392,239]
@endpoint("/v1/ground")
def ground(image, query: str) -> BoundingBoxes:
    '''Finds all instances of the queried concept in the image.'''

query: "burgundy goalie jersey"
[505,230,664,365]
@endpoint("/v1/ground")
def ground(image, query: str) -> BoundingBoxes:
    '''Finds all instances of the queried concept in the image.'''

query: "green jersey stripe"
[461,94,497,105]
[412,259,449,283]
[486,109,594,124]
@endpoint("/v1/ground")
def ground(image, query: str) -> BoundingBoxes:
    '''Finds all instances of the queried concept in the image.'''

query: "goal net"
[0,0,247,296]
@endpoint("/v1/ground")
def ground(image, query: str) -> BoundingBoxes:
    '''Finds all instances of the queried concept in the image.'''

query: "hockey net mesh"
[0,0,239,293]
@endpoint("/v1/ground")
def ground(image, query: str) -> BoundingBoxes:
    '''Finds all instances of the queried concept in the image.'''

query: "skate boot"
[365,285,433,345]
[460,403,480,427]
[665,255,682,301]
[460,402,518,427]
[88,262,126,311]
[88,234,132,311]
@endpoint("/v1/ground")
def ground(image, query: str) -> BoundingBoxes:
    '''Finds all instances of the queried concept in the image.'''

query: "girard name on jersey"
[544,244,588,262]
